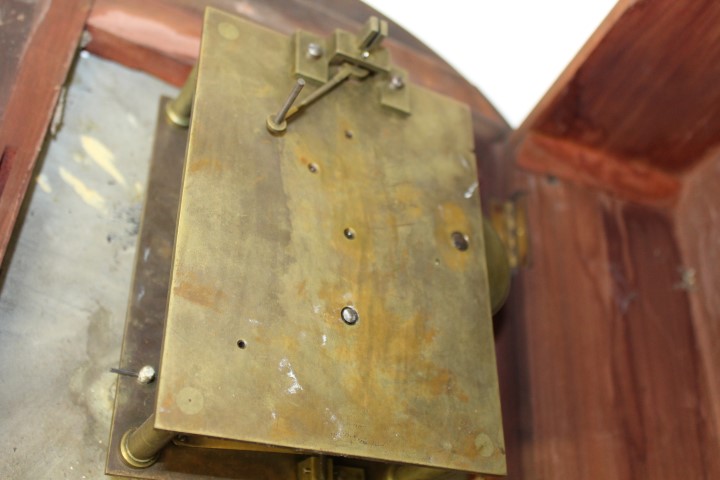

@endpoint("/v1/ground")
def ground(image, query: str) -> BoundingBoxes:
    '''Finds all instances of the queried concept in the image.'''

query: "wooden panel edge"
[516,132,680,206]
[0,0,93,266]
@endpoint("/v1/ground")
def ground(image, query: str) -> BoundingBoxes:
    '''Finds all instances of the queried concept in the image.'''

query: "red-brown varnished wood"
[511,0,720,222]
[0,0,48,118]
[516,133,681,205]
[495,171,720,479]
[518,0,720,176]
[674,149,720,445]
[0,0,92,268]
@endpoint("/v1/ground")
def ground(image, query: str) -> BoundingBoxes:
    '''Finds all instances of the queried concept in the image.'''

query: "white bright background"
[363,1,617,126]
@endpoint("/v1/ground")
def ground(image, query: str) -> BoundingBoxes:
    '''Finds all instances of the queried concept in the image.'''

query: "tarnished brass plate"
[156,8,505,476]
[106,99,299,480]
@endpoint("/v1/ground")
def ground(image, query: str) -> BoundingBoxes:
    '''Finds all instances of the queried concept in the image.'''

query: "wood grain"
[516,133,681,205]
[519,0,720,175]
[674,149,720,445]
[0,0,92,267]
[495,172,720,479]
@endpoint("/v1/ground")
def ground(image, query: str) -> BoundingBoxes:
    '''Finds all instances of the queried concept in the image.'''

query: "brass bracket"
[293,17,411,115]
[490,194,530,270]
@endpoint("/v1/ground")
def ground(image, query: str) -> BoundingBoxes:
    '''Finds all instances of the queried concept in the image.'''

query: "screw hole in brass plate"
[341,306,359,325]
[451,231,469,251]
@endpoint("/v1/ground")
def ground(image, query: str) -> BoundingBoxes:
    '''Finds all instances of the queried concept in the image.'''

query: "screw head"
[341,306,359,325]
[137,365,156,384]
[307,42,323,59]
[361,50,370,59]
[390,75,404,90]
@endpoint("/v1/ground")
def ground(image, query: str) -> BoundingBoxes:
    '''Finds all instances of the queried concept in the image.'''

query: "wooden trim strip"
[517,132,681,206]
[0,0,93,265]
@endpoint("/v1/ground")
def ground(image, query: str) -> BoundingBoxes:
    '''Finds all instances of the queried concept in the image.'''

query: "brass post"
[483,217,511,314]
[266,78,306,134]
[120,414,175,468]
[165,64,198,128]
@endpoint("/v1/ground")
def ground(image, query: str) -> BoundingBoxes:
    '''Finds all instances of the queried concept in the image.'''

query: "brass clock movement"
[107,8,510,480]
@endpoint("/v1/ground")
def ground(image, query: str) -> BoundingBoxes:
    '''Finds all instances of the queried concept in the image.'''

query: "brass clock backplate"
[155,8,505,475]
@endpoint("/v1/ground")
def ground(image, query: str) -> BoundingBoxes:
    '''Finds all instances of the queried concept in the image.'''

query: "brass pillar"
[120,414,175,468]
[483,217,511,314]
[165,64,198,128]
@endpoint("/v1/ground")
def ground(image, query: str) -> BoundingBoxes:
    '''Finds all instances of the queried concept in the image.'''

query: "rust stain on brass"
[155,8,505,477]
[188,157,225,174]
[172,271,227,311]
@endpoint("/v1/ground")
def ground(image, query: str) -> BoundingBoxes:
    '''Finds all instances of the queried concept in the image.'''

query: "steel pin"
[110,365,156,384]
[110,367,138,378]
[267,78,305,134]
[274,78,305,125]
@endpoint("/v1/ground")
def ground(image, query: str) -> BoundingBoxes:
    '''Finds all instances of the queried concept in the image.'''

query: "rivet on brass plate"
[344,227,356,239]
[308,163,319,173]
[307,42,323,59]
[389,75,404,90]
[237,339,247,349]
